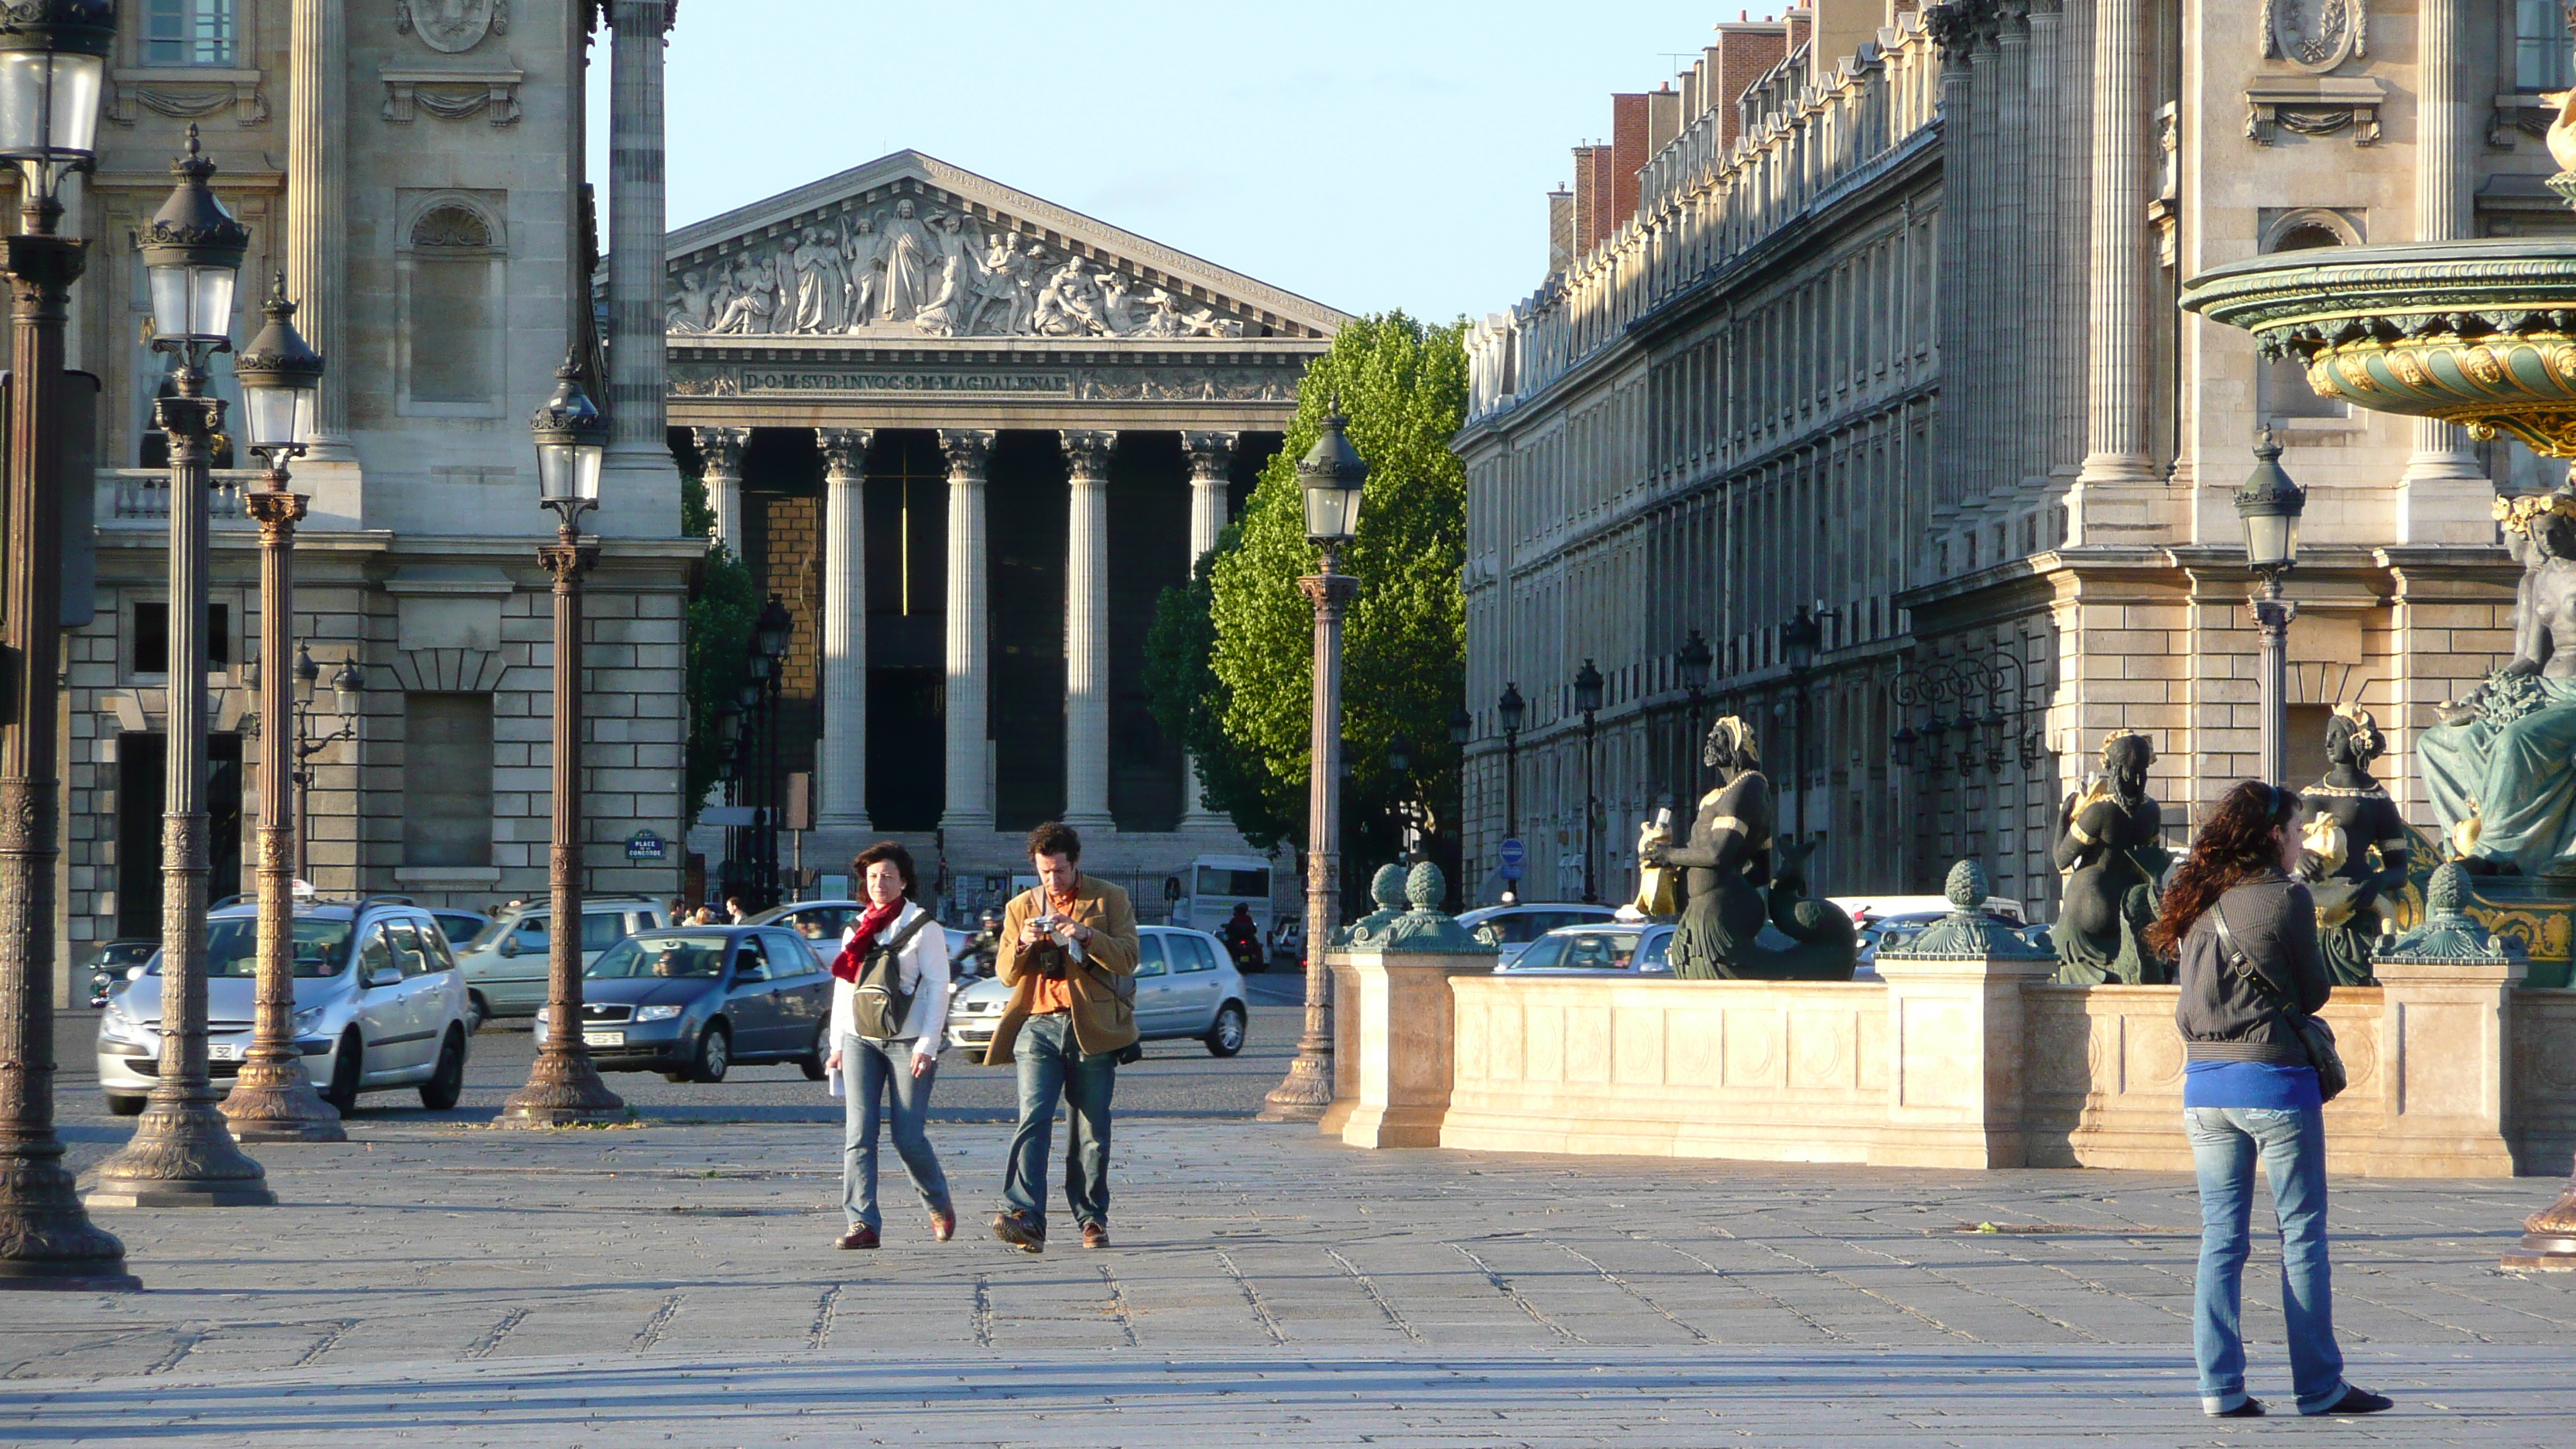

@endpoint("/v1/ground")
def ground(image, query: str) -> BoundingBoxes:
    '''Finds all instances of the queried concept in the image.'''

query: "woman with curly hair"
[2150,780,2389,1420]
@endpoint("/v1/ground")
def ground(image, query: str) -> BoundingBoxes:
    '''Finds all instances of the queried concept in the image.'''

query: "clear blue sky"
[593,1,1782,325]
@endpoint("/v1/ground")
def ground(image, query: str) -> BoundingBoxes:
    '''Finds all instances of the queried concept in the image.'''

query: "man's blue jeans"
[1002,1013,1116,1238]
[2185,1105,2349,1415]
[842,1035,951,1232]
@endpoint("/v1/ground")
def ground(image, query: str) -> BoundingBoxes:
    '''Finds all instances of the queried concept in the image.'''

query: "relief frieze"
[670,362,1296,404]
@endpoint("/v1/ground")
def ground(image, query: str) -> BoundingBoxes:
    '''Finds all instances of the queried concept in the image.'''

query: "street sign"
[625,828,668,862]
[1498,835,1526,881]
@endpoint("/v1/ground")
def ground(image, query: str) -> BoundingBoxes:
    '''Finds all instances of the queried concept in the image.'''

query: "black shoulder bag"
[852,912,939,1040]
[2208,899,2347,1103]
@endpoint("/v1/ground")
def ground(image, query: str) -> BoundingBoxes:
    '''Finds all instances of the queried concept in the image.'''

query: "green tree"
[1199,312,1469,857]
[1144,526,1299,846]
[681,461,758,829]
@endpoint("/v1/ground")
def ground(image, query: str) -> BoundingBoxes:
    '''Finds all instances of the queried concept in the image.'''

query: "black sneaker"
[2313,1387,2393,1416]
[2211,1398,2266,1419]
[990,1210,1045,1255]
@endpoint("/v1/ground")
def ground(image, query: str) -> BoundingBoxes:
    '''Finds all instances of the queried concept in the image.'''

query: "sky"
[591,1,1784,325]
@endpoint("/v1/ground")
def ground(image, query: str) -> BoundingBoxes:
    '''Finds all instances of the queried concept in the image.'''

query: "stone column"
[285,0,351,464]
[1061,431,1115,831]
[2399,0,2489,543]
[817,430,872,834]
[599,0,683,530]
[2051,0,2095,488]
[939,429,995,834]
[2075,0,2158,494]
[1180,431,1235,831]
[692,427,746,549]
[1992,5,2030,508]
[1927,6,1976,515]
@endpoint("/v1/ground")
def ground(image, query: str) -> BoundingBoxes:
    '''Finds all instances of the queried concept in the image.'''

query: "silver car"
[945,924,1249,1058]
[1457,903,1620,966]
[1496,921,1677,977]
[97,899,472,1116]
[455,896,672,1027]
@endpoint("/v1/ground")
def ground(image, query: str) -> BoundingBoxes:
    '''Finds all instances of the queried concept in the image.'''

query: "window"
[767,930,821,974]
[581,911,631,954]
[402,694,491,868]
[143,0,235,67]
[1176,937,1218,973]
[1195,867,1268,898]
[357,927,394,985]
[385,921,433,978]
[130,601,231,673]
[1135,936,1168,978]
[2520,1,2576,91]
[402,202,504,409]
[734,936,771,977]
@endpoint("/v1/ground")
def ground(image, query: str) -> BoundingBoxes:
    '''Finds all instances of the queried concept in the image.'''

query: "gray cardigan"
[2173,869,2331,1064]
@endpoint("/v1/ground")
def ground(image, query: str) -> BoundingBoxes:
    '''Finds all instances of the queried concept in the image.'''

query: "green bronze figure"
[2421,492,2576,875]
[2295,704,2408,986]
[1643,716,1856,981]
[2051,728,2172,985]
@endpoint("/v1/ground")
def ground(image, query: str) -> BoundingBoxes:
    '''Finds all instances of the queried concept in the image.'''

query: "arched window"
[399,199,505,414]
[2260,221,2349,424]
[143,0,235,67]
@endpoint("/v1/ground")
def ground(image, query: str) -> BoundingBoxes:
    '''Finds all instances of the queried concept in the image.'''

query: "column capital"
[1182,430,1238,483]
[1060,429,1115,483]
[939,427,995,480]
[611,0,678,36]
[692,426,747,475]
[817,427,872,480]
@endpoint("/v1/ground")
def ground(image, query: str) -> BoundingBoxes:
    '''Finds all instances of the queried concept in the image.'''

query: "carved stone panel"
[399,0,507,53]
[2260,0,2365,74]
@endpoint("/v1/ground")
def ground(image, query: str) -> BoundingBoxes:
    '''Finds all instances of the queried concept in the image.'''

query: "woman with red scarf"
[824,841,954,1249]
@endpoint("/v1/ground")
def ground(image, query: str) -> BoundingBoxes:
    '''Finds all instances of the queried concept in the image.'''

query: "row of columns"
[689,426,1241,835]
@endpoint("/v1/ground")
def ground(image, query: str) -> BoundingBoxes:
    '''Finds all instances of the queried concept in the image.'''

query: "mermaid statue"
[2421,491,2576,877]
[2294,704,2408,986]
[2050,728,2172,985]
[1642,716,1856,981]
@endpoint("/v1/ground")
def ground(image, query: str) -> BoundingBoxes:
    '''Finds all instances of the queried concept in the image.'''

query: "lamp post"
[495,360,625,1128]
[1572,659,1603,904]
[89,125,273,1208]
[1496,683,1524,840]
[1260,405,1366,1124]
[2236,430,2305,786]
[287,645,360,884]
[1779,605,1823,843]
[1387,734,1420,862]
[0,0,138,1290]
[1676,629,1713,804]
[753,594,791,906]
[220,272,340,1144]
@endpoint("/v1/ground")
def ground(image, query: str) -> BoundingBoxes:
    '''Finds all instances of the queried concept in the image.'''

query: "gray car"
[1495,922,1677,977]
[944,924,1249,1058]
[534,926,831,1083]
[1457,903,1621,966]
[455,896,672,1027]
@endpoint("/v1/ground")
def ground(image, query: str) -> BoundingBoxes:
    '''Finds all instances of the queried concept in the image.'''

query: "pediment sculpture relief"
[669,200,1251,342]
[399,0,506,53]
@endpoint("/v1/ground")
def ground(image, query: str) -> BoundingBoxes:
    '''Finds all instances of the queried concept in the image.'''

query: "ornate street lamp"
[1573,659,1604,904]
[1677,628,1713,803]
[219,272,340,1144]
[1778,605,1826,844]
[89,126,274,1211]
[1496,683,1525,841]
[2236,429,2305,785]
[0,0,135,1292]
[1260,403,1366,1124]
[286,643,361,884]
[495,360,623,1128]
[754,594,792,904]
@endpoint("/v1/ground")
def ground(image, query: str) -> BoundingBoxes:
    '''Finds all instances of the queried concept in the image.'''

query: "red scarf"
[831,899,905,983]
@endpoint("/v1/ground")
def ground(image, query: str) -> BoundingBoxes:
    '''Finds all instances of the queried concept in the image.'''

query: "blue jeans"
[2185,1106,2348,1415]
[842,1036,951,1231]
[1002,1013,1116,1237]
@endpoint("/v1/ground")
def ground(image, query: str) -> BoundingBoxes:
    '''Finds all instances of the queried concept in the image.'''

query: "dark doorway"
[865,431,949,830]
[989,431,1067,830]
[867,668,945,830]
[115,732,243,939]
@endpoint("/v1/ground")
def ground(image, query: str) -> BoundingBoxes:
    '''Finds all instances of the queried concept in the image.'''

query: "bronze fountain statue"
[2050,728,2170,985]
[1642,716,1855,981]
[2295,704,2408,987]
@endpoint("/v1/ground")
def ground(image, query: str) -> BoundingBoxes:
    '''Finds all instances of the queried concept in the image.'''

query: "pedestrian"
[2146,779,2392,1420]
[725,895,749,924]
[824,841,955,1250]
[983,821,1139,1253]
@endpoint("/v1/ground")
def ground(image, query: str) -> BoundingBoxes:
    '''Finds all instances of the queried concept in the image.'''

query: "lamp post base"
[220,1058,347,1144]
[2502,1187,2576,1271]
[1257,1033,1334,1123]
[0,1162,140,1290]
[493,1051,626,1129]
[87,1096,276,1209]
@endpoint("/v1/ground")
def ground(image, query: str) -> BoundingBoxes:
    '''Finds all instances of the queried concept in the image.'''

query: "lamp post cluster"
[1889,653,2048,776]
[713,594,793,910]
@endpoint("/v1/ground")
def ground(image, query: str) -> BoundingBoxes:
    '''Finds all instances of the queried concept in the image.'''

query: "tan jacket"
[983,875,1141,1064]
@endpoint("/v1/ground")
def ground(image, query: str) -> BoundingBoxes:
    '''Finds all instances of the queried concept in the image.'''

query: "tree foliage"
[1198,313,1470,852]
[1144,526,1299,847]
[682,462,758,828]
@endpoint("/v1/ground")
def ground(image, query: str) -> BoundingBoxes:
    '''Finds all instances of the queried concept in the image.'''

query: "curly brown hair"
[2145,781,2300,957]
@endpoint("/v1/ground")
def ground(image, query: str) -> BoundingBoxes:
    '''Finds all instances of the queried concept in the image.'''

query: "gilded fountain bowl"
[2180,237,2576,456]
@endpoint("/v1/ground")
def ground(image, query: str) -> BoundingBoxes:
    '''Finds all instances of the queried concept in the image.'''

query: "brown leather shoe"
[930,1208,957,1243]
[1081,1221,1109,1250]
[991,1210,1044,1254]
[834,1225,879,1250]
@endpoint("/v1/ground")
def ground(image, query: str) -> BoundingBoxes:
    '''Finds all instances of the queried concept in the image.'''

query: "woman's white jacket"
[827,900,951,1055]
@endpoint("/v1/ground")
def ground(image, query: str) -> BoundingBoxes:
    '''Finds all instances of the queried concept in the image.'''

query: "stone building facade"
[664,151,1343,907]
[1458,0,2564,916]
[41,0,693,980]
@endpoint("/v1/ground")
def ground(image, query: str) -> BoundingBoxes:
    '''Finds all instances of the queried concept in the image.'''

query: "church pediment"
[662,150,1346,345]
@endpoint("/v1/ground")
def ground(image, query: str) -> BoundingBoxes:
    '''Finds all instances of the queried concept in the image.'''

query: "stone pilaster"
[1061,430,1115,831]
[692,427,746,549]
[1928,6,1976,517]
[2051,0,2094,491]
[600,0,682,536]
[940,429,995,833]
[285,0,351,465]
[2398,0,2490,543]
[1181,431,1235,831]
[1994,3,2031,509]
[817,429,872,834]
[2075,0,2158,500]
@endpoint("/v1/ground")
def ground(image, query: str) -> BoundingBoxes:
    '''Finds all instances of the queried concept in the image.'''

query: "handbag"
[2209,899,2347,1103]
[848,911,938,1040]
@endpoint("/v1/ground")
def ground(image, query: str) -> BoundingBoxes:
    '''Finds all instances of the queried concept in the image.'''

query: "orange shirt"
[1026,889,1083,1013]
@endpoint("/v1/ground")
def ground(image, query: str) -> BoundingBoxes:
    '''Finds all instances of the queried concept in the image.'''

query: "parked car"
[96,897,472,1117]
[428,909,492,954]
[455,896,672,1027]
[944,924,1249,1058]
[84,939,158,1008]
[534,926,831,1083]
[1496,921,1677,976]
[1456,903,1620,966]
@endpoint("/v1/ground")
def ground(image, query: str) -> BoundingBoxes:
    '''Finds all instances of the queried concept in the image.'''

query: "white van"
[1173,854,1274,936]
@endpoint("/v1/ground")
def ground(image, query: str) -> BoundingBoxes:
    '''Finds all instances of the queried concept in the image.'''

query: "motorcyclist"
[951,907,1002,981]
[1220,903,1263,973]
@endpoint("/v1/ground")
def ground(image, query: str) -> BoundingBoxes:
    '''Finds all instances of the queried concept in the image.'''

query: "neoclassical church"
[663,150,1345,898]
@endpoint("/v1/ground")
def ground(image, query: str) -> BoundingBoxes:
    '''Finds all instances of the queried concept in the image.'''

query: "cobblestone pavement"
[7,1115,2576,1445]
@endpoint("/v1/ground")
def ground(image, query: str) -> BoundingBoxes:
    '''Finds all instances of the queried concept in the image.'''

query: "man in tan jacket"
[985,821,1139,1253]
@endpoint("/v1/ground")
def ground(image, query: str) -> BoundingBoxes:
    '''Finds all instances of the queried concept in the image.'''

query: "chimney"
[1646,84,1684,157]
[1547,188,1574,276]
[1811,0,1882,74]
[1571,146,1601,256]
[1610,92,1649,228]
[1786,5,1814,57]
[1713,20,1792,148]
[1589,142,1619,248]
